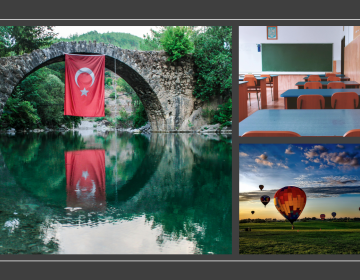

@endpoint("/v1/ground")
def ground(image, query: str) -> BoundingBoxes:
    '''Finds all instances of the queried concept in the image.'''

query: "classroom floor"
[247,88,286,116]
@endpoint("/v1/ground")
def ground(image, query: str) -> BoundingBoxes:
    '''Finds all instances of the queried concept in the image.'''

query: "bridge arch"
[0,41,196,131]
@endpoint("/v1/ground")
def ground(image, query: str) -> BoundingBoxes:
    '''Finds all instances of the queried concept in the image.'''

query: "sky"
[53,26,159,39]
[239,144,360,220]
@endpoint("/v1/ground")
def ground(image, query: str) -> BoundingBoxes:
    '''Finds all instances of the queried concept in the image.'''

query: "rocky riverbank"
[1,120,232,135]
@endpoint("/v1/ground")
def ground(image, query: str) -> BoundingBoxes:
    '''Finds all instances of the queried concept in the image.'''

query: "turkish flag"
[64,54,105,117]
[65,149,106,211]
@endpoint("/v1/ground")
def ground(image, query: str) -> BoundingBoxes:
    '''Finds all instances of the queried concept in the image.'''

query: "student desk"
[304,76,350,81]
[304,74,345,77]
[239,75,279,101]
[238,109,360,137]
[239,81,248,122]
[295,81,360,89]
[281,88,360,109]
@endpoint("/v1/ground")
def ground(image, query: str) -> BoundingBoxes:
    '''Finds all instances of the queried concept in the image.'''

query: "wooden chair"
[327,76,341,81]
[297,95,325,109]
[304,82,322,89]
[244,76,261,109]
[308,75,321,82]
[331,92,359,109]
[260,74,273,101]
[325,73,337,77]
[327,82,345,89]
[242,131,301,137]
[344,129,360,137]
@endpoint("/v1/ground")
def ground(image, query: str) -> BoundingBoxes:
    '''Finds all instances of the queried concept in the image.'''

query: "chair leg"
[271,85,273,101]
[256,92,260,109]
[249,93,251,106]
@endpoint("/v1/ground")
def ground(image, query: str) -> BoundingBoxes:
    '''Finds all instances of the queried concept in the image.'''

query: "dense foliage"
[212,98,232,125]
[0,26,56,57]
[59,30,144,50]
[192,26,232,101]
[160,26,194,62]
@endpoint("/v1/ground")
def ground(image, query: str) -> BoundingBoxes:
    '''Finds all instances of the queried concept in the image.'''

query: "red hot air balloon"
[260,195,270,207]
[320,214,325,221]
[274,186,306,230]
[259,185,264,191]
[331,212,336,218]
[251,211,255,215]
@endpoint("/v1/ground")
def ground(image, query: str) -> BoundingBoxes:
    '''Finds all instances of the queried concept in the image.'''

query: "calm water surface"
[0,131,231,254]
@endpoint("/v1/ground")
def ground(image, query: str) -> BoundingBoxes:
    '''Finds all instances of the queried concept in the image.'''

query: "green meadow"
[239,221,360,254]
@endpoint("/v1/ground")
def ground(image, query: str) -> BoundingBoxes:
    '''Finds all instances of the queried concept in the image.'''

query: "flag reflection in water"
[65,149,106,211]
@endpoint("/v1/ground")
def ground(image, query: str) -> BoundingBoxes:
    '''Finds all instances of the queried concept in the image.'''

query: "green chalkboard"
[262,44,333,71]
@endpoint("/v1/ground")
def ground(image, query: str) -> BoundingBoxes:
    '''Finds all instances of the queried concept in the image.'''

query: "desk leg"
[273,76,278,101]
[284,97,288,109]
[239,83,248,122]
[260,79,267,109]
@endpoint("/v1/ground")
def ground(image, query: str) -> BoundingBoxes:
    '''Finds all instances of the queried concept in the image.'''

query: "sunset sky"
[239,144,360,220]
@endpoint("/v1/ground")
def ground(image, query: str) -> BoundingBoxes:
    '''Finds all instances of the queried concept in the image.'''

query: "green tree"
[1,26,57,56]
[139,27,165,51]
[160,26,194,62]
[192,26,232,101]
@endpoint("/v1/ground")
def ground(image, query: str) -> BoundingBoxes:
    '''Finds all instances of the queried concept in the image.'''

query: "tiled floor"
[247,88,286,116]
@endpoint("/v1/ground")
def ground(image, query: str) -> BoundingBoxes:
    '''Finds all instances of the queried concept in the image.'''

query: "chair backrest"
[244,74,255,78]
[331,92,359,109]
[308,75,321,82]
[242,131,301,137]
[343,129,360,137]
[260,74,271,83]
[243,76,257,87]
[327,76,341,81]
[304,82,322,89]
[297,95,325,109]
[327,82,345,89]
[325,73,337,77]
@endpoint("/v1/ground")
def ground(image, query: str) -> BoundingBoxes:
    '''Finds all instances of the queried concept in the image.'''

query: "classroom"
[238,26,360,137]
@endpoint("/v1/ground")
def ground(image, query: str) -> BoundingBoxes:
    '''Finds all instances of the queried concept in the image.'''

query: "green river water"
[0,131,231,254]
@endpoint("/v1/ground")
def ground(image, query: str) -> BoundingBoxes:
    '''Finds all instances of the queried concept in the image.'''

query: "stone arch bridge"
[0,41,197,131]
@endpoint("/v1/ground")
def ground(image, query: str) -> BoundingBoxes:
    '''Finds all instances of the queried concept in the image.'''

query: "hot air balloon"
[251,211,255,215]
[320,214,325,221]
[331,212,336,218]
[259,185,264,191]
[274,186,306,230]
[260,195,270,207]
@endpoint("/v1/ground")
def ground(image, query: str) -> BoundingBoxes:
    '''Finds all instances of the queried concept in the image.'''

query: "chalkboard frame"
[261,43,333,72]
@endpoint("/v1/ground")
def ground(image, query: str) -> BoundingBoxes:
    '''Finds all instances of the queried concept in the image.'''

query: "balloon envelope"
[259,185,264,191]
[274,186,306,225]
[260,195,270,207]
[251,211,255,215]
[320,214,325,220]
[331,212,336,218]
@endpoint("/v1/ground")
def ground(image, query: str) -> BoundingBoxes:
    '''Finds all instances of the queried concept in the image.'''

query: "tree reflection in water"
[0,131,231,254]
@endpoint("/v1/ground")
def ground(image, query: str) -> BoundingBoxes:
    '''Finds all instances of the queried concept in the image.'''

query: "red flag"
[65,149,106,211]
[64,54,105,117]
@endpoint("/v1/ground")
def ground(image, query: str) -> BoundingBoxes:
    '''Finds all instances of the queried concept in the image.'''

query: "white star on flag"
[80,88,89,96]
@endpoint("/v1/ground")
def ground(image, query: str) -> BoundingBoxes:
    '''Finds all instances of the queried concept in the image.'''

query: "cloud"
[255,153,274,167]
[277,162,289,169]
[301,160,309,164]
[305,166,315,170]
[240,186,360,202]
[337,145,344,149]
[239,152,249,157]
[285,147,295,154]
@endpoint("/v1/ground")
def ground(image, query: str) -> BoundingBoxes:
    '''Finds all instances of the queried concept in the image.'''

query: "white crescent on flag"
[75,68,95,87]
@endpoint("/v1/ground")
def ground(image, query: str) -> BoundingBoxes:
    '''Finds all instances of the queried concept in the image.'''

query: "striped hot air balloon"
[259,185,264,191]
[320,214,325,221]
[274,186,307,230]
[260,195,270,207]
[251,211,255,215]
[331,212,336,218]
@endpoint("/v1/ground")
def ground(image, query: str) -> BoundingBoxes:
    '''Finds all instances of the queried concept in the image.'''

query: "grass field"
[239,221,360,254]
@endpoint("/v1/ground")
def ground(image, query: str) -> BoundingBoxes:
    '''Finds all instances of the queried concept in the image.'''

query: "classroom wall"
[239,26,345,74]
[344,31,360,83]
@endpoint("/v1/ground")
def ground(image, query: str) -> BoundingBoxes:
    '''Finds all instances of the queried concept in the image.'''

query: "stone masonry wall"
[0,41,196,131]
